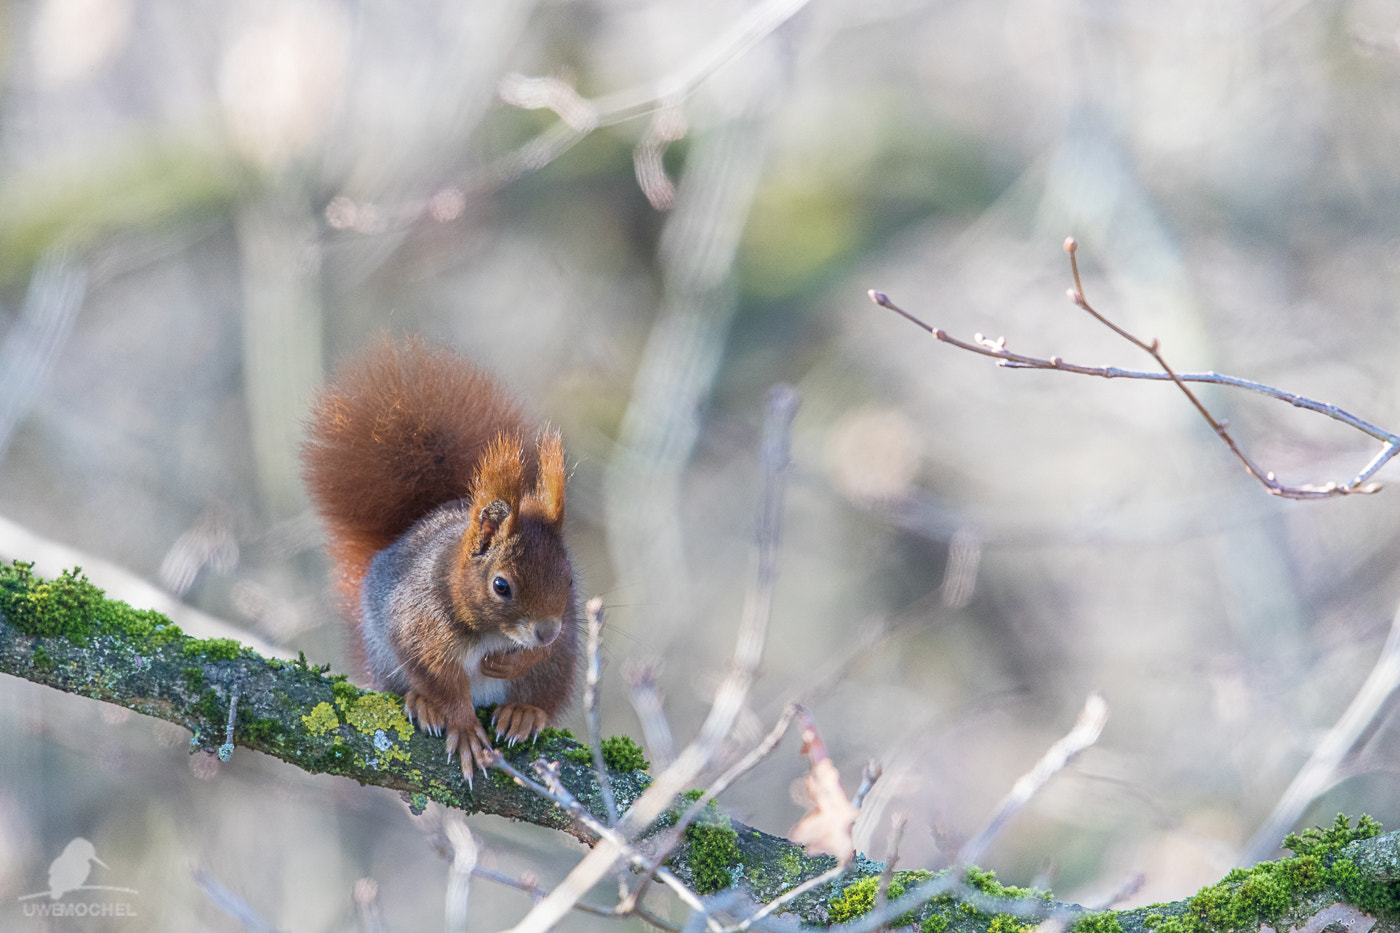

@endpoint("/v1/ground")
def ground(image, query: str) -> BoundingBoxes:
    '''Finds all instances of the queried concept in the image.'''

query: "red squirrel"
[300,336,579,782]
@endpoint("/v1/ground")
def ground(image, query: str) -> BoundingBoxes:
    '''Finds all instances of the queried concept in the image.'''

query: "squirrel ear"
[468,434,524,553]
[472,499,514,556]
[527,429,566,528]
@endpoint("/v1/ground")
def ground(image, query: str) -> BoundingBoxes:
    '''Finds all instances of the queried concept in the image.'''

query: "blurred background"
[3,0,1400,928]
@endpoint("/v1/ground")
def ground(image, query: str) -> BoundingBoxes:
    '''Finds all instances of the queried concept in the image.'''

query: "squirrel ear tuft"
[468,433,524,552]
[527,429,566,527]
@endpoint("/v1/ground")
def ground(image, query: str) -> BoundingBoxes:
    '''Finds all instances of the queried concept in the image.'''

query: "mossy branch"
[4,561,1400,931]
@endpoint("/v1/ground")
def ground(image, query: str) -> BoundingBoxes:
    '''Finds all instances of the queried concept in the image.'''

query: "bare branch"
[444,815,478,933]
[626,659,677,769]
[958,692,1109,867]
[582,597,620,828]
[1238,599,1400,865]
[471,866,681,932]
[871,240,1400,499]
[617,703,803,916]
[489,0,813,193]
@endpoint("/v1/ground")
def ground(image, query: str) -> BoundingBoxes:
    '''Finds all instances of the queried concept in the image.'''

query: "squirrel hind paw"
[403,691,448,736]
[447,722,496,783]
[492,703,548,746]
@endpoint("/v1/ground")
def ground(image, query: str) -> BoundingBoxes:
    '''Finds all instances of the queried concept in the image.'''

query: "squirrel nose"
[534,618,561,646]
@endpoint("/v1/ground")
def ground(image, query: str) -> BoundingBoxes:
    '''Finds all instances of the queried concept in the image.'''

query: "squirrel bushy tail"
[301,336,535,611]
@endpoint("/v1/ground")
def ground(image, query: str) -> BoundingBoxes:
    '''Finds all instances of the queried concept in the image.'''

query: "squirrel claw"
[493,702,547,746]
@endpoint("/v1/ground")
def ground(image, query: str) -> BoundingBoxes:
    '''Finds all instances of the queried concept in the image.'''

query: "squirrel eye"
[492,575,512,599]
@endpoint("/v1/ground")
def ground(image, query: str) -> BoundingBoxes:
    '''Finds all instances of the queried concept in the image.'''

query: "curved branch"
[870,240,1400,499]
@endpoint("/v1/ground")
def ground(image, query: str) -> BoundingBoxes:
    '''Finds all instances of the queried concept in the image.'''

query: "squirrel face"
[447,429,572,649]
[458,518,573,648]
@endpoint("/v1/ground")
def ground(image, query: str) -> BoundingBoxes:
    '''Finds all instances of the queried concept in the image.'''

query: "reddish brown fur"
[301,336,534,614]
[524,430,567,525]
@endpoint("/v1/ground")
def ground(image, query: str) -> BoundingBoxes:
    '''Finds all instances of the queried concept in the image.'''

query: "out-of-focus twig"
[444,815,477,933]
[493,754,720,929]
[582,597,620,828]
[871,239,1400,499]
[626,660,677,770]
[193,868,287,933]
[617,703,803,916]
[1238,599,1400,865]
[352,878,386,933]
[471,865,681,932]
[958,692,1109,867]
[491,0,812,194]
[0,251,85,457]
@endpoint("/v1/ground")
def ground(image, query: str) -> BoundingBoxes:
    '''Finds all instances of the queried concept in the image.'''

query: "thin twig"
[583,597,620,827]
[444,815,478,933]
[626,660,677,770]
[870,240,1400,499]
[877,814,908,914]
[958,693,1109,867]
[493,755,723,929]
[1237,599,1400,865]
[618,703,803,915]
[728,863,847,932]
[851,760,883,811]
[471,866,681,932]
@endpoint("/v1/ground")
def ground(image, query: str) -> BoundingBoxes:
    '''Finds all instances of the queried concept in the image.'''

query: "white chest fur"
[461,635,512,706]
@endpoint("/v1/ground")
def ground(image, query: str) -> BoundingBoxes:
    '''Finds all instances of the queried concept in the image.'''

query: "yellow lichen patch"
[301,701,340,737]
[338,692,414,742]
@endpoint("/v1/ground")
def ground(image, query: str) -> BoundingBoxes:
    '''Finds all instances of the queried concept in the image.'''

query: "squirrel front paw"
[479,647,545,680]
[402,689,447,736]
[492,703,548,746]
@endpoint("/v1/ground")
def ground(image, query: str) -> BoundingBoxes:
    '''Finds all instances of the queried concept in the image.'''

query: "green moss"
[561,746,593,766]
[330,678,360,704]
[1283,813,1382,858]
[181,637,243,662]
[922,914,949,933]
[1,563,141,640]
[30,645,53,672]
[180,667,205,691]
[0,562,185,650]
[1137,815,1392,933]
[555,735,650,771]
[681,795,740,895]
[600,735,650,772]
[1072,912,1123,933]
[988,914,1034,933]
[192,689,224,723]
[830,872,936,928]
[536,726,576,743]
[317,743,354,771]
[965,866,1047,901]
[829,876,880,924]
[239,717,286,745]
